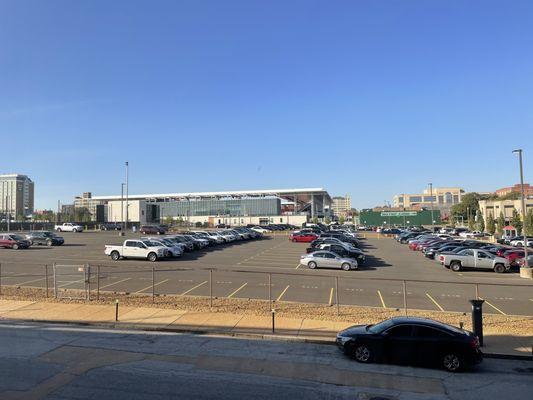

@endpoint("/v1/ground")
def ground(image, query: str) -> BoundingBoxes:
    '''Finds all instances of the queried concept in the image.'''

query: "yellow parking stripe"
[480,298,507,315]
[425,293,445,312]
[227,282,248,298]
[329,288,334,305]
[134,279,170,294]
[276,285,290,302]
[377,290,386,308]
[180,280,208,296]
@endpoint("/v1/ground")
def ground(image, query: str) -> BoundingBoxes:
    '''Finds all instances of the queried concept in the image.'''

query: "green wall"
[359,209,441,226]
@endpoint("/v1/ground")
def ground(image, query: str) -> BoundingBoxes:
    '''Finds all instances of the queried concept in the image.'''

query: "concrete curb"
[4,317,531,361]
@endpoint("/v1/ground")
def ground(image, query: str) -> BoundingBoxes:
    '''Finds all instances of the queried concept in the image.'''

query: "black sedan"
[336,317,482,372]
[25,231,64,246]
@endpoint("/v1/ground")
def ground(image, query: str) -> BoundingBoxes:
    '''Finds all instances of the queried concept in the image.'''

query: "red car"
[0,234,31,249]
[289,232,318,243]
[503,249,525,266]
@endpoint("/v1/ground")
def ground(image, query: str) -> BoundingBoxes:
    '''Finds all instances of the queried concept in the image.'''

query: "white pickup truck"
[439,248,510,273]
[105,239,168,262]
[55,223,84,233]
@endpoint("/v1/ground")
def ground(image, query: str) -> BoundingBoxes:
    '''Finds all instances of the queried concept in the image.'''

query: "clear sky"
[1,0,532,210]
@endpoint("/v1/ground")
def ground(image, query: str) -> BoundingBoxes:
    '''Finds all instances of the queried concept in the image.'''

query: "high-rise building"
[0,174,35,218]
[332,195,351,217]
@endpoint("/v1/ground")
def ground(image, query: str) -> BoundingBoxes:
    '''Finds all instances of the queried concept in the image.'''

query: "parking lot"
[1,231,532,316]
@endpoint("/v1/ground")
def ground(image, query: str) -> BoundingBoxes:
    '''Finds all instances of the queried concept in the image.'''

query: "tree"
[468,214,475,231]
[450,192,482,222]
[163,216,173,226]
[324,217,331,225]
[475,210,485,232]
[497,212,505,235]
[524,208,533,236]
[312,216,319,224]
[511,209,522,235]
[339,215,345,225]
[487,212,496,235]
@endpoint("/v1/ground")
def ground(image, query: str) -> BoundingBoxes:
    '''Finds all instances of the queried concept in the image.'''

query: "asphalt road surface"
[1,321,532,400]
[1,231,532,316]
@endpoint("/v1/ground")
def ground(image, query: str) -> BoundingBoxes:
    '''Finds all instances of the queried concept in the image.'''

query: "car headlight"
[336,335,351,345]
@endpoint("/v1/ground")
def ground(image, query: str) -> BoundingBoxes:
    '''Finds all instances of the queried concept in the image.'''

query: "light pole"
[512,149,530,278]
[125,162,129,232]
[429,183,435,231]
[120,183,125,235]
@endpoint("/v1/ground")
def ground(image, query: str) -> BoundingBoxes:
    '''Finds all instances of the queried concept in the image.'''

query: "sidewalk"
[0,299,530,358]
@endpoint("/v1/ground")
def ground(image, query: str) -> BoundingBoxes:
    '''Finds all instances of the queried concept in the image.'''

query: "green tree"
[511,209,522,235]
[324,217,331,224]
[163,216,173,226]
[468,214,475,231]
[497,212,505,235]
[475,210,485,232]
[450,192,482,221]
[312,216,319,224]
[523,208,533,236]
[339,215,345,225]
[487,212,496,235]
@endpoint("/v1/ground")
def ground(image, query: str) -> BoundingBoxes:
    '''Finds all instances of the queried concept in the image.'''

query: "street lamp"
[512,149,530,278]
[120,183,125,236]
[125,161,129,232]
[429,183,435,230]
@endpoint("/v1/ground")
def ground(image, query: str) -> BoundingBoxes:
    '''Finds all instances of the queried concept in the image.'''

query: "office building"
[478,198,533,225]
[331,195,351,217]
[392,187,464,219]
[495,184,533,198]
[0,174,34,218]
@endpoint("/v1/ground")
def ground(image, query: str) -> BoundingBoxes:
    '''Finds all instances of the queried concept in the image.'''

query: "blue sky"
[1,0,532,210]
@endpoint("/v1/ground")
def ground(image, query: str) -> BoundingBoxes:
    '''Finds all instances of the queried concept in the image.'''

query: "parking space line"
[58,279,85,288]
[134,279,170,294]
[180,280,208,296]
[295,263,301,269]
[99,277,131,289]
[377,290,386,308]
[425,293,445,312]
[276,285,290,302]
[227,282,248,298]
[328,288,334,306]
[13,277,45,286]
[480,298,507,315]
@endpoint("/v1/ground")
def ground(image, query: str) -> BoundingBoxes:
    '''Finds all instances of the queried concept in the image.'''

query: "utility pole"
[512,149,530,278]
[6,194,10,232]
[429,183,435,230]
[125,162,129,232]
[120,183,125,235]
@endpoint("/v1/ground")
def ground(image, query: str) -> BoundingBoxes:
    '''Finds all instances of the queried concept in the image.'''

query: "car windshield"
[367,319,395,333]
[143,241,159,247]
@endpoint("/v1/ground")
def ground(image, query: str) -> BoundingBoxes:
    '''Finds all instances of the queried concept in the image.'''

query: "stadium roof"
[91,188,332,203]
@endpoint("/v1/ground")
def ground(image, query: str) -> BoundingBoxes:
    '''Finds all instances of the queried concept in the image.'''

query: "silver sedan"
[300,251,358,271]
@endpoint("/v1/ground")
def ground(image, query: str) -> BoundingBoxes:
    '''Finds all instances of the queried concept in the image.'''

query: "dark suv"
[139,225,166,235]
[26,231,64,246]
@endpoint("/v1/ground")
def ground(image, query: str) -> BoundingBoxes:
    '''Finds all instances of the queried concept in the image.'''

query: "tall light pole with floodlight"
[512,149,531,278]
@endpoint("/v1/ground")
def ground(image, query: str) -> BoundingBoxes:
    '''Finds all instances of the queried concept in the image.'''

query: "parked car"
[25,231,64,246]
[308,243,366,265]
[0,234,31,249]
[290,232,318,243]
[518,255,533,268]
[104,239,168,261]
[336,317,482,372]
[300,251,358,270]
[166,235,195,251]
[141,237,184,257]
[502,249,526,266]
[139,225,166,235]
[100,223,122,231]
[510,237,533,247]
[55,223,83,233]
[439,249,510,273]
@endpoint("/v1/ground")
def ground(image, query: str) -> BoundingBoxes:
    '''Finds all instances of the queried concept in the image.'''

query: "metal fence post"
[44,264,48,298]
[86,264,91,301]
[209,269,213,309]
[268,273,272,309]
[335,276,340,316]
[151,266,155,303]
[53,262,57,298]
[403,280,407,316]
[96,265,100,301]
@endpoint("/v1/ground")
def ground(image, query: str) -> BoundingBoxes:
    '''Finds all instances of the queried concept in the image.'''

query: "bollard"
[469,299,484,346]
[271,308,275,333]
[115,299,119,321]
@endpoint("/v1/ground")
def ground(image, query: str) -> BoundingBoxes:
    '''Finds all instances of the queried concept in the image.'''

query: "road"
[1,320,532,400]
[1,232,532,315]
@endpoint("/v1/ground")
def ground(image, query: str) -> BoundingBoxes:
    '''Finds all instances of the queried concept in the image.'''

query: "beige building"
[332,195,351,217]
[73,192,105,220]
[479,198,533,224]
[392,187,464,218]
[0,174,34,218]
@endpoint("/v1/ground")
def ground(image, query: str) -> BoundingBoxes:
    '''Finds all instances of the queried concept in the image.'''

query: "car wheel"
[450,261,462,272]
[12,244,19,250]
[442,353,462,372]
[141,231,146,234]
[46,240,53,247]
[341,262,351,271]
[353,344,373,363]
[494,263,505,273]
[57,228,62,232]
[111,251,120,261]
[157,231,162,235]
[292,238,297,242]
[72,229,78,233]
[147,252,158,262]
[308,261,317,269]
